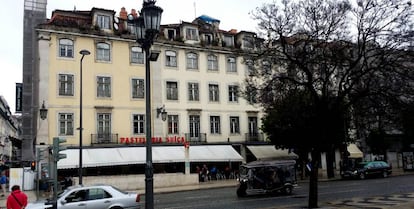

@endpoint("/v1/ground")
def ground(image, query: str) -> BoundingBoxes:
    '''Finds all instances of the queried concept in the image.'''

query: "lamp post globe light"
[127,1,163,209]
[79,49,90,185]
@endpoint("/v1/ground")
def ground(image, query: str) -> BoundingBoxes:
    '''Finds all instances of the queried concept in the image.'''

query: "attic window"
[204,34,212,44]
[186,28,198,41]
[223,36,234,47]
[168,29,175,40]
[243,36,254,49]
[97,15,110,29]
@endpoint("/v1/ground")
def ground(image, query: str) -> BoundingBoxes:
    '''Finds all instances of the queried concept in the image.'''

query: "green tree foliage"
[262,89,347,152]
[245,0,413,207]
[366,128,389,156]
[401,103,414,149]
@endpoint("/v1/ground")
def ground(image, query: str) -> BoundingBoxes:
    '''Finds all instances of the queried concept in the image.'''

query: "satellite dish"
[114,22,119,30]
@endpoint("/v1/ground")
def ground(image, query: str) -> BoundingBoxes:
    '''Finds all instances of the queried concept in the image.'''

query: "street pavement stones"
[0,168,412,209]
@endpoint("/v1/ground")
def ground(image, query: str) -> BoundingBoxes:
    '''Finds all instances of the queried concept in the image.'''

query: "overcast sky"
[0,0,270,113]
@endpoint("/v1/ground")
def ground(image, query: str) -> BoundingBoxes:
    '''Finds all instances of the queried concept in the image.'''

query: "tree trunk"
[308,150,319,208]
[326,149,335,178]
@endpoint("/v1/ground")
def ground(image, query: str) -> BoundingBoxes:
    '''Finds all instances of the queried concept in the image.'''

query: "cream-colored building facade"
[35,7,266,172]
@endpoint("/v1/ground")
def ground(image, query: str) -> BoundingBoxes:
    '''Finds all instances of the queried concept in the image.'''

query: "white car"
[26,184,141,209]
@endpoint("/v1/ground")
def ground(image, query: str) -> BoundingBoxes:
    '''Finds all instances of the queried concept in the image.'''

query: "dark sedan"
[341,161,392,179]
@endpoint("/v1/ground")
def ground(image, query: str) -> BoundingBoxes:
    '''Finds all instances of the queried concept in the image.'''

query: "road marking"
[319,188,365,195]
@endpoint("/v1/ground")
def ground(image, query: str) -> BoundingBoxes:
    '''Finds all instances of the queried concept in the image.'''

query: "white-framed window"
[133,114,145,134]
[96,42,111,61]
[209,84,219,102]
[59,113,74,135]
[97,14,110,29]
[207,54,218,71]
[227,57,237,72]
[97,76,111,98]
[186,52,198,69]
[166,50,177,67]
[186,28,198,40]
[97,113,111,135]
[58,74,74,96]
[230,116,240,134]
[166,81,178,100]
[132,78,144,99]
[188,82,199,101]
[189,115,200,138]
[248,116,258,135]
[210,116,221,134]
[59,39,74,58]
[131,46,144,64]
[228,85,239,102]
[168,115,179,134]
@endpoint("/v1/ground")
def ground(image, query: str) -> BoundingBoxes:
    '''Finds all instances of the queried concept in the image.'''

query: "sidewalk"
[0,168,412,208]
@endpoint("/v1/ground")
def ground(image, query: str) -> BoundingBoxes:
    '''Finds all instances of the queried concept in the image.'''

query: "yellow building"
[35,7,267,177]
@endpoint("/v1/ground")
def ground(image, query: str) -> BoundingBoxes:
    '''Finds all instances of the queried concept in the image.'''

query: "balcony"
[245,133,264,142]
[184,133,207,144]
[91,133,118,145]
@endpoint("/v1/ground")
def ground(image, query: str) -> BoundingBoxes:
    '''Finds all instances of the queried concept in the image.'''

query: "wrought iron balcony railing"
[184,133,207,144]
[245,133,264,142]
[91,133,118,145]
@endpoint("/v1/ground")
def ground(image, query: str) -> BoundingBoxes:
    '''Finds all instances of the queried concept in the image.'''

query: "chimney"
[229,29,238,34]
[131,9,138,17]
[119,7,127,20]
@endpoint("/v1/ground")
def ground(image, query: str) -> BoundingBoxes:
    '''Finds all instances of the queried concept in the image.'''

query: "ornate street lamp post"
[39,101,48,120]
[128,1,163,209]
[79,49,90,185]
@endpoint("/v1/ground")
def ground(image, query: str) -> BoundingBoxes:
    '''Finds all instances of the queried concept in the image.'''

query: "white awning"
[58,145,243,169]
[247,145,298,160]
[347,143,363,158]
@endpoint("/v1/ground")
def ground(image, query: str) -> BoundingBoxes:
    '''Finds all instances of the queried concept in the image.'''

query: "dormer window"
[204,34,212,45]
[97,14,110,29]
[186,28,198,41]
[223,35,234,47]
[167,29,176,40]
[243,36,254,49]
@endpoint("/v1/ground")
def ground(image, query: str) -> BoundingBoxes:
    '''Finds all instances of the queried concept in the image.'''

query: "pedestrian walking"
[0,171,7,197]
[6,185,28,209]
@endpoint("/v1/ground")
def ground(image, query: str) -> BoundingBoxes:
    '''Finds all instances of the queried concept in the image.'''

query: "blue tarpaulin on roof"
[198,15,220,23]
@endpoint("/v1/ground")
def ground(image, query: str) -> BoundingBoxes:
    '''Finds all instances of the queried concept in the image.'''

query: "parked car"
[341,161,392,179]
[26,184,141,209]
[237,160,297,197]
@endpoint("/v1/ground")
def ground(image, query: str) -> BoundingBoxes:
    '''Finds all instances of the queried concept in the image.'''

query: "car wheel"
[237,185,247,197]
[109,207,123,209]
[382,171,388,178]
[359,173,365,180]
[283,186,293,195]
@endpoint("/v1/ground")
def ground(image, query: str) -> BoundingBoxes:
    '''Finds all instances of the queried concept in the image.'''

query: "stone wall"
[72,173,199,190]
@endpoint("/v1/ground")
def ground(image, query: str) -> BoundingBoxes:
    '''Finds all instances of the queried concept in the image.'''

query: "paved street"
[0,169,413,209]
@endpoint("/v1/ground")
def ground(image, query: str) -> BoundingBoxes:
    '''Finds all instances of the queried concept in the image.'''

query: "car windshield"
[356,163,368,169]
